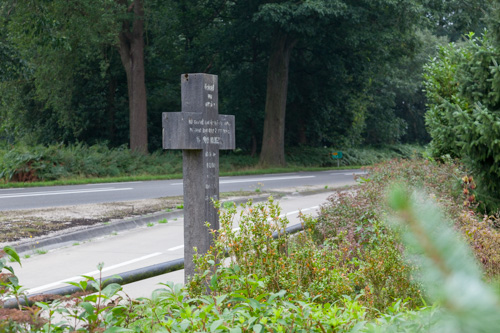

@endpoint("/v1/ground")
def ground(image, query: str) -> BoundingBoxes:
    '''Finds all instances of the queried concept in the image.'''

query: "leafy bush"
[0,142,183,182]
[187,198,421,313]
[0,143,425,183]
[424,31,500,203]
[0,245,403,332]
[364,158,500,278]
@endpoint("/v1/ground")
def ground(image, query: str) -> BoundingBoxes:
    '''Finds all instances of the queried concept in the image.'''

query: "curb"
[7,187,342,254]
[7,194,272,254]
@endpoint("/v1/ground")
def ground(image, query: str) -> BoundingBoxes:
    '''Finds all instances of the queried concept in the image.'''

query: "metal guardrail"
[3,222,305,308]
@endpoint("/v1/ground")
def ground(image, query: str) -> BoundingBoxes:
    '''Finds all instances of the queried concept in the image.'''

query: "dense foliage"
[0,0,489,164]
[424,30,500,206]
[0,143,421,183]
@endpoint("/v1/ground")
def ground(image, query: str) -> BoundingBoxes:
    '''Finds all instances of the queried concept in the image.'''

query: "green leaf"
[101,283,122,298]
[210,319,224,332]
[66,280,87,291]
[253,324,263,333]
[247,298,262,311]
[80,302,95,315]
[3,246,21,266]
[34,302,50,311]
[180,319,190,331]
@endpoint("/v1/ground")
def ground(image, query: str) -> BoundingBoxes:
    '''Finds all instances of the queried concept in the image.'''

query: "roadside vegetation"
[1,156,499,331]
[0,143,422,187]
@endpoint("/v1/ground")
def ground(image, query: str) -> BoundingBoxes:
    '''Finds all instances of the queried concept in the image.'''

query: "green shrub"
[0,143,183,182]
[364,158,500,278]
[188,197,420,312]
[424,31,500,204]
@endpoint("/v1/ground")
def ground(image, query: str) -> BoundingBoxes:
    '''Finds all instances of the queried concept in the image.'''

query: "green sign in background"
[331,151,343,159]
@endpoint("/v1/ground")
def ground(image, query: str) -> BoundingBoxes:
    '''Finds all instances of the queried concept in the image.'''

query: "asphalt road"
[12,191,337,299]
[0,169,364,211]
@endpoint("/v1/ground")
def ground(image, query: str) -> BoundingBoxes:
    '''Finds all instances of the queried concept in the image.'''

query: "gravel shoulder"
[0,196,186,244]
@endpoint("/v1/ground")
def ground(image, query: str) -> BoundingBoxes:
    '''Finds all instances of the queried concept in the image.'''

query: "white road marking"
[26,252,163,294]
[0,187,133,199]
[330,172,367,176]
[86,182,143,186]
[171,175,315,186]
[167,245,184,251]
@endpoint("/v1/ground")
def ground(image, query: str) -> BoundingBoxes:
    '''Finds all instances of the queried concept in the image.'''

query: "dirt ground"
[0,196,186,243]
[0,188,280,245]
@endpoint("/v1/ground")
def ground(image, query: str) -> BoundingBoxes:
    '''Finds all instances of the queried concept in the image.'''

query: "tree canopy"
[0,0,490,163]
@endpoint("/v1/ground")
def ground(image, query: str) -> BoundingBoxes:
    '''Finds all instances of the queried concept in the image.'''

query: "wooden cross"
[162,73,235,281]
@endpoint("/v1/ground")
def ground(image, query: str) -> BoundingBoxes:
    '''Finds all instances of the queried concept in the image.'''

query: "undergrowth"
[0,143,422,183]
[366,158,500,278]
[1,157,499,332]
[188,198,421,313]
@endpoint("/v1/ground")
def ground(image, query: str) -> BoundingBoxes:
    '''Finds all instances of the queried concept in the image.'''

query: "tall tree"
[1,1,122,144]
[255,1,344,166]
[118,0,148,153]
[2,0,150,152]
[254,0,423,165]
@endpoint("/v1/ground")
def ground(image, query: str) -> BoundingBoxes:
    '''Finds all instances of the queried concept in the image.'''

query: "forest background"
[0,0,491,168]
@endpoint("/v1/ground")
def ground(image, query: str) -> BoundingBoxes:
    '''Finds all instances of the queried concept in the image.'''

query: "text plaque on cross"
[162,73,235,281]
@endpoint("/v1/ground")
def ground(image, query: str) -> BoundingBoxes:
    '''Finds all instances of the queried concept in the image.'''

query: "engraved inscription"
[183,116,231,148]
[204,83,215,92]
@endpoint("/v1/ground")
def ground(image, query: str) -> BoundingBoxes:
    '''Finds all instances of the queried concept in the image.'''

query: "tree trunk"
[107,77,117,143]
[117,0,148,153]
[259,32,296,167]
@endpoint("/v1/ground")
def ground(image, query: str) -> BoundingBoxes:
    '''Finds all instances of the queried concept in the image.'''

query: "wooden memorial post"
[162,73,235,281]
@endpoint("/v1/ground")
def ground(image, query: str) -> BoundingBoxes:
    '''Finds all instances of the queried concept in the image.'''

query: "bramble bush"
[188,199,363,306]
[188,197,420,313]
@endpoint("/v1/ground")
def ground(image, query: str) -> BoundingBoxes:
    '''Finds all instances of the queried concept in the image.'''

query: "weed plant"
[0,142,183,182]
